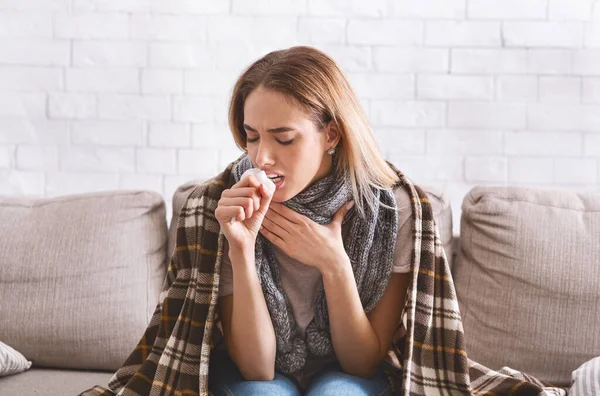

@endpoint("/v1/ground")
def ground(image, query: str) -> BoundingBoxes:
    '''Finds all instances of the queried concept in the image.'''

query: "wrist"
[319,252,352,280]
[228,244,255,262]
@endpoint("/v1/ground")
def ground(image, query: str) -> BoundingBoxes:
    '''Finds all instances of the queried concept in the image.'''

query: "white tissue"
[241,168,276,193]
[230,168,276,224]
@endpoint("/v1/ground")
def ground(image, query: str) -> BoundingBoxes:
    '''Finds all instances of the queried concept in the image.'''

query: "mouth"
[267,174,285,190]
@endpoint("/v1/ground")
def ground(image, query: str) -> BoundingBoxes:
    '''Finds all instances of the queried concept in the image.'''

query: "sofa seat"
[0,368,114,395]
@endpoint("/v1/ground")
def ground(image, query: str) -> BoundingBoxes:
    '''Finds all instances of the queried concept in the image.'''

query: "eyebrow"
[243,124,295,134]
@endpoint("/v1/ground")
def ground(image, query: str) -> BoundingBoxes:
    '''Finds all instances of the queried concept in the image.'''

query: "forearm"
[321,257,382,378]
[228,248,276,380]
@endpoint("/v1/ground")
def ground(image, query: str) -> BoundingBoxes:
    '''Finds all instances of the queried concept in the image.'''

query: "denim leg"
[304,361,393,396]
[208,351,302,396]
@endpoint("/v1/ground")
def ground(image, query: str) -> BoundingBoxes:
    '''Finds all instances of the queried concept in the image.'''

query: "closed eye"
[247,137,294,146]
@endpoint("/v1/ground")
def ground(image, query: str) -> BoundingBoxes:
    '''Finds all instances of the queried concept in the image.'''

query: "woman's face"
[243,87,336,202]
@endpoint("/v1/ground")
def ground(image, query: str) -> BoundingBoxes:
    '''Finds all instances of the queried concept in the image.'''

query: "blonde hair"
[227,46,400,218]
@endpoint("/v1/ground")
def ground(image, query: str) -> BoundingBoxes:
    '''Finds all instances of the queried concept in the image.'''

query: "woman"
[211,46,412,395]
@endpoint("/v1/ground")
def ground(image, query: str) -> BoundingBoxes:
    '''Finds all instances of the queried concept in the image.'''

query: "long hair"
[227,46,400,218]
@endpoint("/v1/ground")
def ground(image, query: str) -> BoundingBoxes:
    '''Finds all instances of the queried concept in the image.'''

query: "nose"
[254,140,275,168]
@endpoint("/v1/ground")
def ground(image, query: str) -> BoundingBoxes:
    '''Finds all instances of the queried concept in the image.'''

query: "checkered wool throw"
[80,155,567,396]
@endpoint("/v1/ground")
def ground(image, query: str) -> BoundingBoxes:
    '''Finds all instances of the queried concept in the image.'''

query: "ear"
[325,121,341,147]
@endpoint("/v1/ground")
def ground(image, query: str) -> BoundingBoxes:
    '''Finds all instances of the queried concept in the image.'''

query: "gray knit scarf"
[231,153,399,374]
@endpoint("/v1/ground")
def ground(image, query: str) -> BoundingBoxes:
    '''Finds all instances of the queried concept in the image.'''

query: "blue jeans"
[208,351,393,396]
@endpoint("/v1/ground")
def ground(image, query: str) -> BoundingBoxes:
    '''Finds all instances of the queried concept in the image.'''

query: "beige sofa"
[0,181,598,395]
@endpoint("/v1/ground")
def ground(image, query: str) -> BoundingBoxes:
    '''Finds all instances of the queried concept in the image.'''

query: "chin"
[271,187,295,203]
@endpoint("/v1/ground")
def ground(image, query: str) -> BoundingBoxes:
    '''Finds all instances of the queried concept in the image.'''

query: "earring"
[327,148,335,155]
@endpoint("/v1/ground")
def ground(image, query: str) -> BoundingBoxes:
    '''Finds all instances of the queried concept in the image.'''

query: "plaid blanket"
[79,156,567,396]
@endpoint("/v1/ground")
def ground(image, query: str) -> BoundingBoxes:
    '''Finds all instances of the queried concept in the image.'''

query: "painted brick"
[505,132,583,156]
[131,14,208,41]
[426,21,501,47]
[54,12,129,39]
[465,157,507,183]
[233,0,307,15]
[66,68,139,93]
[0,67,62,91]
[0,12,52,37]
[584,134,600,155]
[46,172,118,196]
[16,145,58,170]
[508,158,554,184]
[503,22,584,48]
[48,93,96,119]
[573,50,600,75]
[539,77,582,103]
[0,170,45,196]
[417,75,493,100]
[582,78,600,103]
[449,103,527,129]
[0,145,15,168]
[347,73,414,100]
[468,0,546,19]
[549,0,595,21]
[307,0,387,17]
[98,95,171,121]
[298,18,346,44]
[374,48,449,73]
[72,41,148,67]
[390,0,466,19]
[373,128,426,155]
[136,148,177,174]
[371,101,445,127]
[60,147,135,173]
[554,158,597,184]
[71,121,145,146]
[528,104,600,131]
[0,93,46,117]
[427,129,503,154]
[0,39,69,65]
[496,76,538,102]
[148,123,191,148]
[142,70,183,95]
[451,49,527,74]
[149,42,213,69]
[347,20,422,46]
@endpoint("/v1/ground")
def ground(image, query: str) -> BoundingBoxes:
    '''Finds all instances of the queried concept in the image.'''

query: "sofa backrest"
[169,180,454,271]
[0,191,168,371]
[453,186,600,386]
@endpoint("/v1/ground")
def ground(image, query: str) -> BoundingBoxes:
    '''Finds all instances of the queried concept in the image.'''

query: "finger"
[265,207,295,229]
[216,206,245,224]
[257,183,275,214]
[333,200,354,225]
[259,224,284,246]
[262,213,290,237]
[268,202,300,225]
[223,187,261,211]
[219,197,255,220]
[232,173,262,190]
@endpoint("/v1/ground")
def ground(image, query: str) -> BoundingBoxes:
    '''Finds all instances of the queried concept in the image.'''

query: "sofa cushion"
[0,368,114,396]
[169,180,454,270]
[454,186,600,386]
[0,341,32,377]
[569,356,600,396]
[0,191,168,371]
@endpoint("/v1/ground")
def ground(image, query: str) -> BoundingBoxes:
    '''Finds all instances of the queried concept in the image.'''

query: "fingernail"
[345,201,355,210]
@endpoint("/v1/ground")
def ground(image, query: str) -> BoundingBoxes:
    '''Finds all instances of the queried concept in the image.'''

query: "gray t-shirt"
[217,186,414,389]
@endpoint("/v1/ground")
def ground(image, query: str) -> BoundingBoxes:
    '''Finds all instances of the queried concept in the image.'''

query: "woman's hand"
[258,200,355,273]
[215,174,275,253]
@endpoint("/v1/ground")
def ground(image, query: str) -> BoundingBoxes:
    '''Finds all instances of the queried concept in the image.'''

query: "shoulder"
[391,185,411,210]
[390,185,414,229]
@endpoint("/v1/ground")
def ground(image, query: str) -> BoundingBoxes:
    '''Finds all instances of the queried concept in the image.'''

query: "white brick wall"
[0,0,598,233]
